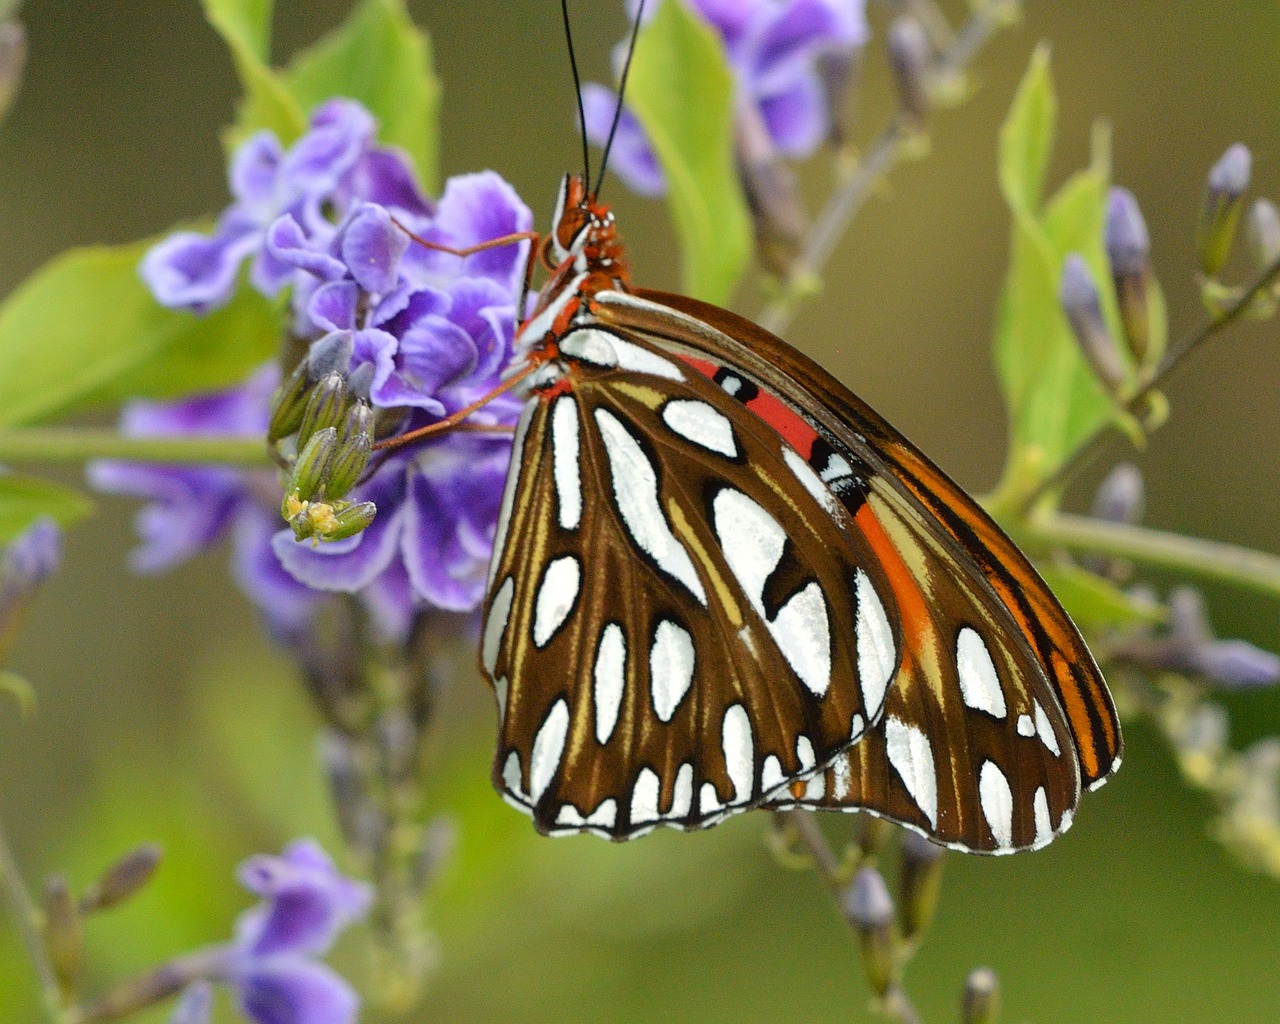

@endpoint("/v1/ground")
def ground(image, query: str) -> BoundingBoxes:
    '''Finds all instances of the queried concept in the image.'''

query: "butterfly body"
[478,175,1121,852]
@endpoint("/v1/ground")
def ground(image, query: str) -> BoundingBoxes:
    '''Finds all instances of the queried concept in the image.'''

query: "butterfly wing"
[482,325,902,839]
[592,287,1122,852]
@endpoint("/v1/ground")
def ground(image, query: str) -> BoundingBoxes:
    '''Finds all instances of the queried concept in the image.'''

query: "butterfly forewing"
[587,288,1121,852]
[481,326,902,839]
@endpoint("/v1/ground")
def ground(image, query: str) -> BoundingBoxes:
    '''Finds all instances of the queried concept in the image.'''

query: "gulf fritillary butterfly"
[440,3,1120,854]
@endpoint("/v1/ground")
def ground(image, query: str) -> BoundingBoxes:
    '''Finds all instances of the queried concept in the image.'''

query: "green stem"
[0,806,64,1022]
[1018,512,1280,601]
[1017,247,1280,513]
[0,428,273,469]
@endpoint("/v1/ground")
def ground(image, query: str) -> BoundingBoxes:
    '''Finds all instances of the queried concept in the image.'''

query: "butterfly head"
[547,174,630,286]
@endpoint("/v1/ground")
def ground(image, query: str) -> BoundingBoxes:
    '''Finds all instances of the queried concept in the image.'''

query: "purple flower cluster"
[584,0,868,196]
[97,100,532,638]
[171,840,371,1024]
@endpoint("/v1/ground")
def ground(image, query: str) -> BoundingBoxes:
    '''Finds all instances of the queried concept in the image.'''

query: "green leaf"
[990,53,1123,505]
[203,0,307,148]
[626,0,752,304]
[997,44,1055,220]
[0,475,93,541]
[1037,561,1164,630]
[0,242,281,426]
[0,672,35,718]
[284,0,441,192]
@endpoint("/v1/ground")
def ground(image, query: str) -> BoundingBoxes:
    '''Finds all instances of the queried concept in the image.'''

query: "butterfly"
[470,163,1122,854]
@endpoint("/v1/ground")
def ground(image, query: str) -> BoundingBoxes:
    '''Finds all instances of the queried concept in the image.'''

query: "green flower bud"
[42,874,82,996]
[297,372,349,450]
[326,432,373,502]
[267,359,312,444]
[843,867,896,998]
[888,18,931,123]
[1197,143,1251,278]
[323,501,377,542]
[288,427,339,506]
[962,967,1001,1024]
[1061,254,1128,395]
[79,844,162,914]
[1247,197,1280,271]
[898,829,945,943]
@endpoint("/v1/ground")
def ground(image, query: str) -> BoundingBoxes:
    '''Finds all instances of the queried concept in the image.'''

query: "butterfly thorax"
[516,175,632,362]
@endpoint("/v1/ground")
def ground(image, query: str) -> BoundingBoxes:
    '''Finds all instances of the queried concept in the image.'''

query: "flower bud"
[1061,254,1127,395]
[1191,639,1280,691]
[1091,463,1145,526]
[287,427,339,507]
[79,844,162,914]
[1197,143,1251,278]
[1106,188,1155,363]
[297,372,350,450]
[898,828,945,943]
[325,432,372,502]
[411,816,459,895]
[42,874,83,995]
[338,399,375,447]
[843,866,896,997]
[818,49,860,148]
[0,519,60,663]
[962,967,1001,1024]
[0,21,27,122]
[323,501,377,542]
[888,18,931,123]
[307,329,356,380]
[1247,197,1280,270]
[1168,586,1213,647]
[857,812,892,857]
[734,97,806,278]
[267,359,312,444]
[347,361,375,402]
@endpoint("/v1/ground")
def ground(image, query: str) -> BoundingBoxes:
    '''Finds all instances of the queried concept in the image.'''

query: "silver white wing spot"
[885,715,938,829]
[1032,786,1053,850]
[722,704,755,804]
[978,760,1014,849]
[482,576,515,675]
[956,627,1008,719]
[671,763,694,819]
[782,447,839,515]
[649,619,695,722]
[661,399,738,457]
[1033,700,1061,756]
[532,555,580,648]
[593,623,627,744]
[855,570,896,717]
[631,767,662,823]
[551,395,581,531]
[594,408,708,605]
[714,488,831,697]
[529,699,571,803]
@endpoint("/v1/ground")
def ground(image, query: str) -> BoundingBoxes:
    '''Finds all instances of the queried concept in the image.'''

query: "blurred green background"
[1,1,1278,1021]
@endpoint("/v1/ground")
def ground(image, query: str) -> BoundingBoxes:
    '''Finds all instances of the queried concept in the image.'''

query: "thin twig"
[0,807,63,1022]
[779,811,925,1024]
[757,1,1019,336]
[1018,248,1280,513]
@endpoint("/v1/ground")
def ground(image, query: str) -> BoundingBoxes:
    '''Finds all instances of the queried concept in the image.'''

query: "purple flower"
[88,366,323,636]
[170,840,371,1024]
[103,100,532,639]
[0,518,61,656]
[142,99,433,314]
[584,0,868,196]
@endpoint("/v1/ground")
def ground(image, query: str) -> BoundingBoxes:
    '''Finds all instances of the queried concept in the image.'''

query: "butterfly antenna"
[594,0,646,199]
[560,0,592,191]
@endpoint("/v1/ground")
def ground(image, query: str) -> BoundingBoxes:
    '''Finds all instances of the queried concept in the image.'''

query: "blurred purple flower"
[102,101,531,638]
[0,517,61,653]
[170,840,371,1024]
[142,99,433,314]
[584,0,868,196]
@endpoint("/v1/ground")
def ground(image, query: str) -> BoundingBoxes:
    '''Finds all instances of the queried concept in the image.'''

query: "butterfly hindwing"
[481,326,902,838]
[589,288,1120,852]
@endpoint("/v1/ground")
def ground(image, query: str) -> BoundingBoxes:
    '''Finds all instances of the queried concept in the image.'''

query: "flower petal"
[340,203,409,294]
[140,216,262,313]
[581,84,666,197]
[236,959,359,1024]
